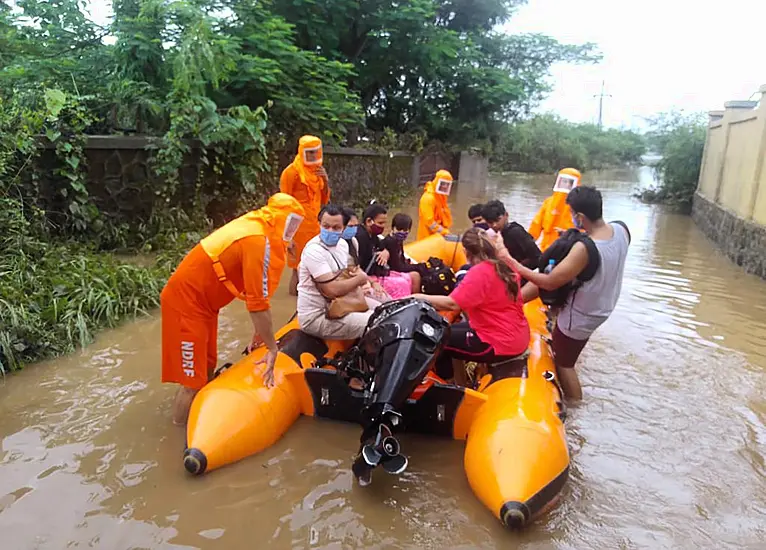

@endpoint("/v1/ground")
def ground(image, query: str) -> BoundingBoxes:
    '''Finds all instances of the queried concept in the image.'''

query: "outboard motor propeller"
[356,421,407,475]
[350,298,450,486]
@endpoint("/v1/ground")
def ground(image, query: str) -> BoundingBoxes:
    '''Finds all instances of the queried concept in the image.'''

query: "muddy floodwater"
[1,168,765,549]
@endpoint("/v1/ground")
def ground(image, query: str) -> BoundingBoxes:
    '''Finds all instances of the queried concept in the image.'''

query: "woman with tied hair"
[412,227,530,384]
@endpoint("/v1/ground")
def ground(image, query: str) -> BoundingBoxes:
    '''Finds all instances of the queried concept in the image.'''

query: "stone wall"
[35,136,485,237]
[38,136,422,230]
[692,192,766,279]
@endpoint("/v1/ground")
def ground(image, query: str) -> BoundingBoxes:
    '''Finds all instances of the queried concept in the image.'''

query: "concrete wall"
[457,151,489,184]
[416,148,488,186]
[693,85,766,278]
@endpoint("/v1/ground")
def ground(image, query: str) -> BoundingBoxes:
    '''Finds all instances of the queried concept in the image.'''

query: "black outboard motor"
[351,298,450,485]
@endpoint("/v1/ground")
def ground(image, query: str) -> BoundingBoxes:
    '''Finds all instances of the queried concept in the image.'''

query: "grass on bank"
[0,199,191,373]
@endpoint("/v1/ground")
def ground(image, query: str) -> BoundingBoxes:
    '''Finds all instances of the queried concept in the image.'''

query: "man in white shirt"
[297,204,374,340]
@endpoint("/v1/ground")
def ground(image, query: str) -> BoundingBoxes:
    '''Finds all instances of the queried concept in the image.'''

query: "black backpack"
[421,257,457,296]
[537,229,600,307]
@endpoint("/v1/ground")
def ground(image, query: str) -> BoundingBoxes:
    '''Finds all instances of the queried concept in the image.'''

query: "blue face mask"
[572,213,583,229]
[320,227,342,247]
[342,225,357,240]
[474,222,489,230]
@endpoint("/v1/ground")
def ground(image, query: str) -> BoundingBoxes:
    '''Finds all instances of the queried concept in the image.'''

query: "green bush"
[640,112,706,208]
[491,114,646,173]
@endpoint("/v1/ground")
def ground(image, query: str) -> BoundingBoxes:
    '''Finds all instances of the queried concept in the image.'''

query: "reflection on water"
[1,167,765,549]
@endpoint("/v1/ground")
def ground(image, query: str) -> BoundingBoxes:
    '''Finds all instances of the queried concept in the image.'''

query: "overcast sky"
[506,0,765,129]
[86,0,764,130]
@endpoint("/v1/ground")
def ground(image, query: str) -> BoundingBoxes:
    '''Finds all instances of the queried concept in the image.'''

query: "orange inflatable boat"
[184,234,569,528]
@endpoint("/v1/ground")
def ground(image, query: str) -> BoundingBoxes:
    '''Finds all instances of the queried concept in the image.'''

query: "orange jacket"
[164,193,305,314]
[417,170,454,240]
[280,135,330,266]
[528,193,574,251]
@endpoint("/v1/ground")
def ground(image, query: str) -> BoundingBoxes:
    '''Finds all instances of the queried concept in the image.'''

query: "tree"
[273,0,598,145]
[217,0,362,144]
[491,114,646,173]
[642,111,706,207]
[2,0,110,98]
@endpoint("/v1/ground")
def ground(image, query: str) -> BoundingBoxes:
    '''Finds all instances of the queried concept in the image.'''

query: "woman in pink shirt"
[412,228,530,384]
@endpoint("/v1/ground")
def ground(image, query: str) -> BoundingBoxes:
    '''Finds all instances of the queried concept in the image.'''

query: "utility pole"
[593,80,612,129]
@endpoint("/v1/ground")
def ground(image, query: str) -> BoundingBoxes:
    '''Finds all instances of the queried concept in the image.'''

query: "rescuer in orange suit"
[280,135,331,295]
[160,193,306,425]
[417,169,454,240]
[528,167,582,251]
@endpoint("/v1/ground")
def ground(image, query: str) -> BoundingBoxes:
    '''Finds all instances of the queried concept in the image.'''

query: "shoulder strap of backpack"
[578,236,601,282]
[610,220,631,244]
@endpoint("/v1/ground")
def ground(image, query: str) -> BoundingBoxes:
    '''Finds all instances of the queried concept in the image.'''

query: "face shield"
[434,178,452,196]
[553,173,579,194]
[282,213,304,242]
[302,145,323,166]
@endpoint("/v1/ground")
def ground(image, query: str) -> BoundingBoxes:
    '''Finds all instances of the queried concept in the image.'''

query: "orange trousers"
[160,246,235,390]
[160,288,219,390]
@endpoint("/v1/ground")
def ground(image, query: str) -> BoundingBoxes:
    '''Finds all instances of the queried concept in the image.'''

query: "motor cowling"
[360,298,450,423]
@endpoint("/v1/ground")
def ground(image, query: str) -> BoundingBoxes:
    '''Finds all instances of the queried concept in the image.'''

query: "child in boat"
[468,203,488,230]
[379,213,425,296]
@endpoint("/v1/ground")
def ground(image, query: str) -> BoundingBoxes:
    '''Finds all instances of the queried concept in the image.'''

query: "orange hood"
[253,193,306,243]
[290,135,324,203]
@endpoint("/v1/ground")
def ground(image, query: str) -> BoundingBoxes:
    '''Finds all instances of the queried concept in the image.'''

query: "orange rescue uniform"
[528,168,581,251]
[417,169,454,240]
[160,194,304,390]
[528,193,574,251]
[280,135,330,268]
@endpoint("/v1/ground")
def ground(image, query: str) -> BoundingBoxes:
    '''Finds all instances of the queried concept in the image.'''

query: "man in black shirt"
[482,200,541,269]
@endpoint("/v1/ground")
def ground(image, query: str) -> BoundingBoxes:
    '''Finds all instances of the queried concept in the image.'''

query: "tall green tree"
[273,0,598,145]
[2,0,109,98]
[217,0,362,144]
